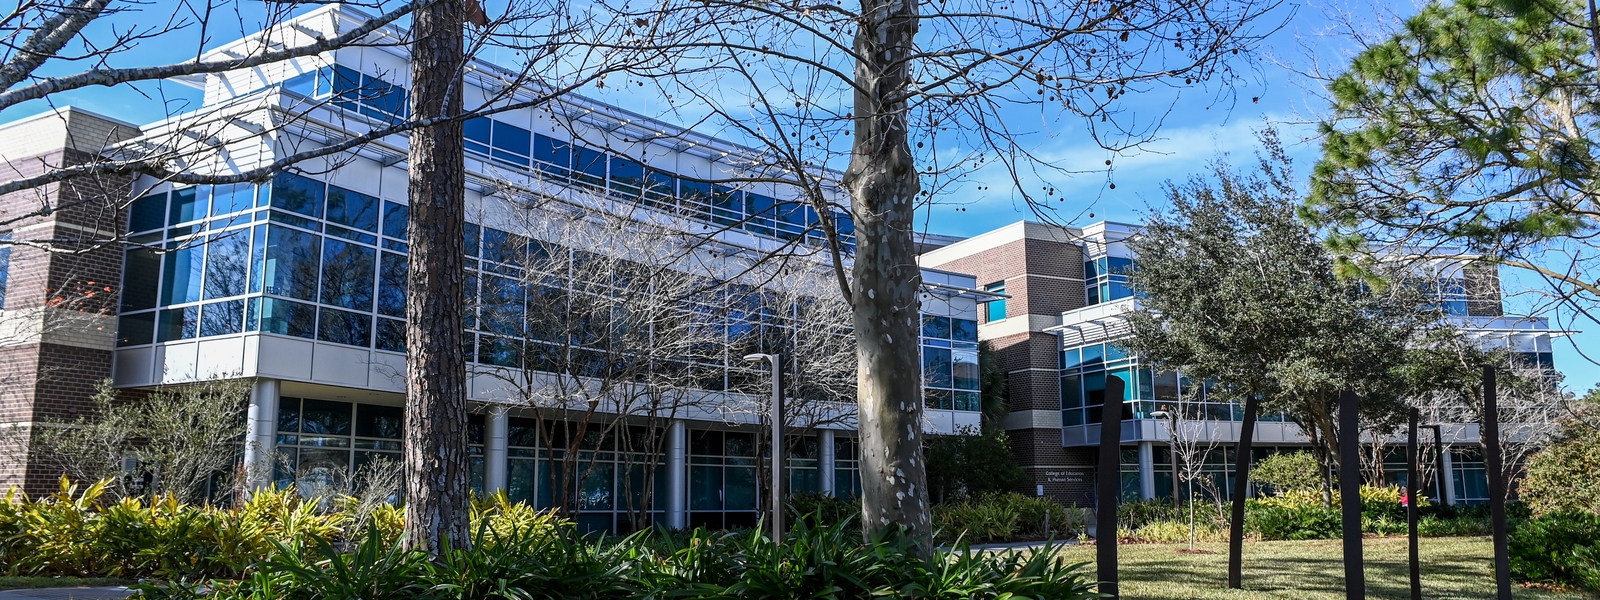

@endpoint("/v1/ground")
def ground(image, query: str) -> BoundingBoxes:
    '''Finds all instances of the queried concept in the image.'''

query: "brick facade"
[920,224,1099,506]
[0,109,138,494]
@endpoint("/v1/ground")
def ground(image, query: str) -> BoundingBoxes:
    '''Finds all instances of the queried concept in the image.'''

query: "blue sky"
[3,0,1594,394]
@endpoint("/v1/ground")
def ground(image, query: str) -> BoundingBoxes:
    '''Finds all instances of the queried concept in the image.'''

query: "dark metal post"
[1420,424,1445,505]
[1096,375,1125,598]
[1408,408,1421,600]
[1338,390,1366,599]
[1483,365,1512,600]
[1226,395,1259,590]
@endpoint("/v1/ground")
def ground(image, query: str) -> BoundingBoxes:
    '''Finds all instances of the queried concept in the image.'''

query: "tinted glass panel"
[921,315,951,339]
[254,297,316,338]
[203,232,249,299]
[200,299,245,336]
[157,306,198,342]
[129,192,166,233]
[121,248,160,311]
[482,228,524,264]
[270,173,324,218]
[356,404,404,439]
[211,183,254,216]
[377,251,407,317]
[952,349,979,390]
[952,318,978,342]
[318,307,371,346]
[263,226,320,300]
[326,186,379,232]
[117,312,155,346]
[301,399,352,436]
[168,187,206,225]
[922,347,952,387]
[533,134,571,168]
[375,317,406,352]
[382,202,408,240]
[160,244,204,305]
[491,121,532,156]
[320,238,375,311]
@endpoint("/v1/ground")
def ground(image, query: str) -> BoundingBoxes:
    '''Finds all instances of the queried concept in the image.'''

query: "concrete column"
[242,378,280,494]
[819,429,837,497]
[1137,441,1156,501]
[485,406,509,495]
[667,420,688,529]
[1440,444,1458,506]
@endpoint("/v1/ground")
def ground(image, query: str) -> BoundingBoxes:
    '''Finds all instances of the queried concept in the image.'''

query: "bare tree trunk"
[843,0,929,552]
[404,0,471,554]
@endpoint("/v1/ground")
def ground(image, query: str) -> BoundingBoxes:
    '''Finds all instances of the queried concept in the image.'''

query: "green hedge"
[1509,511,1600,593]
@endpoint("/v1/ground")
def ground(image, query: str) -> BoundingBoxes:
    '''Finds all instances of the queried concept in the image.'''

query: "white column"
[1440,444,1458,506]
[667,420,688,529]
[819,429,837,497]
[242,378,280,494]
[485,406,509,495]
[1137,441,1156,501]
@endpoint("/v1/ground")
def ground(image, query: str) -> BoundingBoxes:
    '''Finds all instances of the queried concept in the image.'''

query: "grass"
[1051,536,1595,599]
[0,576,133,590]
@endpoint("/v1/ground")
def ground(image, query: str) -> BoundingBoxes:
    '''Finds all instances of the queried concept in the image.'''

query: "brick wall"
[0,110,137,495]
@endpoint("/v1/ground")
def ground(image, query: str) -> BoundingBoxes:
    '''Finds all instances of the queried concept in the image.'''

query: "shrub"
[785,492,859,533]
[933,493,1081,544]
[1520,420,1600,517]
[1509,510,1600,592]
[924,428,1026,503]
[1123,519,1227,544]
[1118,499,1179,530]
[1252,451,1322,495]
[1245,500,1342,541]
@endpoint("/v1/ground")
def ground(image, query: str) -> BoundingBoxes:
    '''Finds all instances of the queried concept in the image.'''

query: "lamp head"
[1150,410,1172,419]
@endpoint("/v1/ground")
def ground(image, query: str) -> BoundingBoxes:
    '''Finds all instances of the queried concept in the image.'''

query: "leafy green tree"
[1252,452,1322,495]
[1518,386,1600,517]
[924,427,1027,505]
[1306,0,1600,335]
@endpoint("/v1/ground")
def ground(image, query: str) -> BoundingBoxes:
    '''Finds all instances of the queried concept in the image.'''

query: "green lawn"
[0,576,133,590]
[1051,536,1593,599]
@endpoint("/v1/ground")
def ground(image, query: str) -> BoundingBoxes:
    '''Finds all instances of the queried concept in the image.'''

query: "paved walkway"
[0,588,132,600]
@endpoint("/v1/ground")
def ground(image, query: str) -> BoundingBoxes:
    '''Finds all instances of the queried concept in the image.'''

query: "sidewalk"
[0,588,132,600]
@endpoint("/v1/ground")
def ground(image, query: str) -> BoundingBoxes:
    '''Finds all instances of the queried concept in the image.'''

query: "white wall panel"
[310,343,371,387]
[256,336,315,379]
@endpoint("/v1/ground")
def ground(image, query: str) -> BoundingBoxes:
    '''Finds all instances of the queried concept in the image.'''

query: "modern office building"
[0,5,987,531]
[920,220,1568,506]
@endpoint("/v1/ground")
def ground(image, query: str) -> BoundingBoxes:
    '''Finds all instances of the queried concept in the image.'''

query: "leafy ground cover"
[1053,536,1594,599]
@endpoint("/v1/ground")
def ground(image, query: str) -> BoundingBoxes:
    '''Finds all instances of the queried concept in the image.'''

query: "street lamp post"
[1151,409,1181,508]
[744,353,783,539]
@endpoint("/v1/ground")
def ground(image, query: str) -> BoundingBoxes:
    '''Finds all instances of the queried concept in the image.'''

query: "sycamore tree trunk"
[404,0,471,553]
[843,0,930,551]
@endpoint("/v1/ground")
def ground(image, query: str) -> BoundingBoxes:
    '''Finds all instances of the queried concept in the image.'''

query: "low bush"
[1118,499,1180,530]
[932,493,1084,544]
[1121,519,1227,544]
[785,492,858,534]
[1509,510,1600,593]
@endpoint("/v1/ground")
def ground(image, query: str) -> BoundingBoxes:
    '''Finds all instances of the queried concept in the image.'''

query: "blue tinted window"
[463,222,480,257]
[211,183,254,216]
[362,78,407,119]
[376,317,406,352]
[202,231,249,300]
[483,228,523,265]
[533,134,571,169]
[168,187,207,225]
[1107,257,1134,275]
[263,225,320,300]
[952,349,979,390]
[1081,344,1105,367]
[117,312,155,347]
[644,170,676,198]
[317,308,371,346]
[320,238,375,311]
[270,173,324,218]
[573,147,607,180]
[481,275,525,336]
[129,192,166,233]
[200,299,244,336]
[464,117,491,154]
[922,346,952,388]
[1107,281,1133,302]
[952,318,978,342]
[610,157,645,189]
[1062,348,1082,369]
[160,243,204,305]
[1105,343,1129,362]
[1084,260,1098,279]
[252,297,316,338]
[711,185,742,225]
[382,202,408,240]
[331,66,362,111]
[921,315,951,339]
[984,282,1006,321]
[157,306,199,342]
[326,186,379,232]
[122,248,160,311]
[378,251,407,317]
